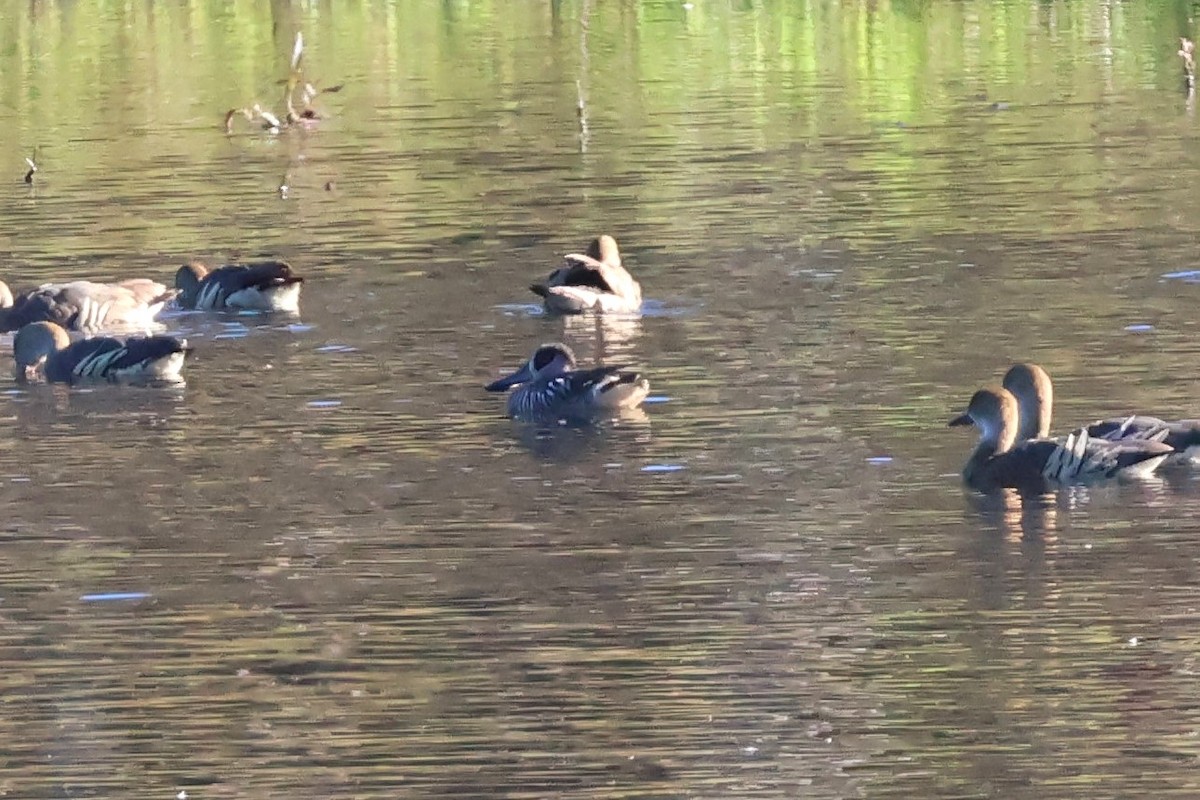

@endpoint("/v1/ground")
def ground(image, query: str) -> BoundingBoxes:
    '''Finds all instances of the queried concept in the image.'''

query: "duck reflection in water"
[967,487,1062,542]
[965,473,1172,543]
[10,378,188,433]
[559,309,644,364]
[503,410,651,463]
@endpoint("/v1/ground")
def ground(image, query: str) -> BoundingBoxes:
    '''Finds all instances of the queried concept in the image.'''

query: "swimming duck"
[175,260,304,313]
[0,279,176,333]
[1003,362,1200,459]
[14,321,190,385]
[530,235,642,314]
[949,386,1171,491]
[484,343,650,420]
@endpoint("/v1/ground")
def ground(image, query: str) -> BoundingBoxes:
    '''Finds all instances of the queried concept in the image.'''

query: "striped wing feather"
[200,263,302,309]
[2,282,168,331]
[975,432,1170,489]
[562,364,628,397]
[50,336,187,383]
[1089,415,1200,451]
[1008,430,1172,483]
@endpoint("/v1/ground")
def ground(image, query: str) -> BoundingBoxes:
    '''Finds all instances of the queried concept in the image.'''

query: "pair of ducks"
[951,363,1199,490]
[485,235,651,421]
[3,261,304,385]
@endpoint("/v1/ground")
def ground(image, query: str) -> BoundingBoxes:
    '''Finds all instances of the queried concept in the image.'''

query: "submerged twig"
[224,31,344,133]
[289,81,346,123]
[225,105,282,134]
[576,80,589,154]
[291,32,304,73]
[224,107,253,134]
[251,103,284,132]
[304,82,344,104]
[1180,37,1195,96]
[577,0,592,154]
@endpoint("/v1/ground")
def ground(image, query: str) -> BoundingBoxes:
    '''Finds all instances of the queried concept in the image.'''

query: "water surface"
[1,1,1200,798]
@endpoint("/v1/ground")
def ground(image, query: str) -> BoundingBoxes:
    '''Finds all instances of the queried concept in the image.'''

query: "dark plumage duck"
[484,343,650,421]
[1002,363,1200,461]
[949,386,1171,491]
[14,322,189,385]
[530,235,642,314]
[175,261,303,313]
[0,279,176,333]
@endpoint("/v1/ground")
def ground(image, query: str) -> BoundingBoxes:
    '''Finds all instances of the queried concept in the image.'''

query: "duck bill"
[14,356,45,384]
[948,413,974,428]
[485,363,534,392]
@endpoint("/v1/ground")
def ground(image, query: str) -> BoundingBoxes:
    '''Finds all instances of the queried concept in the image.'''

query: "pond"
[1,1,1199,797]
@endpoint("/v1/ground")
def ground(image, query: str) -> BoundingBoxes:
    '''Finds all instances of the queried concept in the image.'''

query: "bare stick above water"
[578,0,592,154]
[1179,37,1195,96]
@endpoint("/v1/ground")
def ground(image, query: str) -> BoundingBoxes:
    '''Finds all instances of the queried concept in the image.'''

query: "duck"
[948,386,1172,491]
[13,321,190,385]
[175,260,303,313]
[530,235,642,314]
[484,343,650,421]
[0,278,176,333]
[1002,362,1200,459]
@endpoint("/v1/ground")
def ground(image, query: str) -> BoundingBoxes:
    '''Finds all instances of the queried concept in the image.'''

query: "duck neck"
[963,438,996,484]
[964,417,1018,482]
[1014,387,1052,440]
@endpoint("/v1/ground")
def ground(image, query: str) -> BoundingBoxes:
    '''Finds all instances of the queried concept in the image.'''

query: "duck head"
[13,321,70,382]
[485,343,577,391]
[1001,363,1053,440]
[949,386,1020,455]
[174,262,210,306]
[586,235,621,267]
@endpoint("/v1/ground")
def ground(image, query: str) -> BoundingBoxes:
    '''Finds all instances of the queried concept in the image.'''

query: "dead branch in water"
[1179,37,1195,96]
[224,32,345,132]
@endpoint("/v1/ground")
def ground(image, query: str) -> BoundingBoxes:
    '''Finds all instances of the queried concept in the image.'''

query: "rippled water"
[2,1,1200,797]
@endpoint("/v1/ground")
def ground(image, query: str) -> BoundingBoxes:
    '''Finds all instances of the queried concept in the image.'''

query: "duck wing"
[198,262,303,307]
[51,281,171,330]
[1004,429,1172,484]
[562,365,648,409]
[51,335,188,383]
[1089,414,1200,453]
